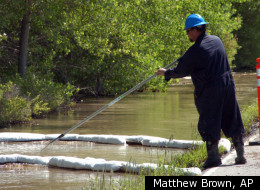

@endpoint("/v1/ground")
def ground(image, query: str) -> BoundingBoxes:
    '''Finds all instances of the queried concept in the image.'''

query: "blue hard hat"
[184,14,208,30]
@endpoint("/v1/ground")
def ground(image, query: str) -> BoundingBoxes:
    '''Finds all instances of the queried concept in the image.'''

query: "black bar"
[145,176,259,190]
[249,141,260,146]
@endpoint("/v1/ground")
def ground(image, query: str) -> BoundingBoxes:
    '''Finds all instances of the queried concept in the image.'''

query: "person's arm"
[156,47,197,81]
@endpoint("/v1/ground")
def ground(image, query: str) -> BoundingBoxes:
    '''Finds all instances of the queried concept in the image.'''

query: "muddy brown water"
[0,73,257,189]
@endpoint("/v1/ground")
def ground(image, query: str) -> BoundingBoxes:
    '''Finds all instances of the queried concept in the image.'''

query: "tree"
[0,0,248,96]
[18,0,32,78]
[233,0,260,70]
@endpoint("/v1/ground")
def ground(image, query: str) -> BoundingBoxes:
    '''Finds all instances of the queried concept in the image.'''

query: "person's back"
[190,33,234,90]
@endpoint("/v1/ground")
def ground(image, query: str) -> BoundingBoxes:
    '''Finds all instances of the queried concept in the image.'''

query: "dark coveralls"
[165,33,245,141]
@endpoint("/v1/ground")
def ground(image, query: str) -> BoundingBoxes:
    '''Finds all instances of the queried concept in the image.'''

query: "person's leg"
[195,87,223,141]
[221,85,246,164]
[203,140,222,169]
[232,135,247,164]
[195,87,223,169]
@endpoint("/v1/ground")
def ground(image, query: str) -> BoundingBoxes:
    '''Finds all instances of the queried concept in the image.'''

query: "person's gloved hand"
[155,68,166,76]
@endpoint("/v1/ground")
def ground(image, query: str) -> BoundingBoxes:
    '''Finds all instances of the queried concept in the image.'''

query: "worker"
[156,14,246,169]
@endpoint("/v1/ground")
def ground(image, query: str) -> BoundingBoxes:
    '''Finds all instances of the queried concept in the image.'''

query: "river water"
[0,73,257,189]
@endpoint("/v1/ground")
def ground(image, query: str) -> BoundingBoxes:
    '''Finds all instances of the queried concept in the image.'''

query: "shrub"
[0,72,77,126]
[12,72,77,112]
[31,95,50,117]
[0,82,31,126]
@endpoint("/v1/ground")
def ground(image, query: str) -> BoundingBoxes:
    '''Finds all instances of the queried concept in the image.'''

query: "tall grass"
[241,99,258,135]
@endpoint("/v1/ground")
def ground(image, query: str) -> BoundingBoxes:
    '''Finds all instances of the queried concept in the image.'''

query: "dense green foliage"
[0,78,75,126]
[0,0,247,96]
[0,82,31,125]
[233,0,260,70]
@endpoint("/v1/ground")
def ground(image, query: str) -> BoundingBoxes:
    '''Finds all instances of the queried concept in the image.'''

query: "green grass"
[241,99,259,135]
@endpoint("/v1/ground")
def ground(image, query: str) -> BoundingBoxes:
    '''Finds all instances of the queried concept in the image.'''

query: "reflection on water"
[0,163,124,190]
[0,73,257,189]
[0,141,184,189]
[0,141,184,164]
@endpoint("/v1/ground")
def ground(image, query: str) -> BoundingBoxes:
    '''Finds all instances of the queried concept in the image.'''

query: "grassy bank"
[241,99,259,136]
[84,99,259,190]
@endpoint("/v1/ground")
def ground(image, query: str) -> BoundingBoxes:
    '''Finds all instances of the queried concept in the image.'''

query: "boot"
[203,141,222,169]
[232,135,247,165]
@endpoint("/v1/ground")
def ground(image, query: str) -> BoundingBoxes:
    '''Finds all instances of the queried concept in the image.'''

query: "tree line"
[0,0,259,125]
